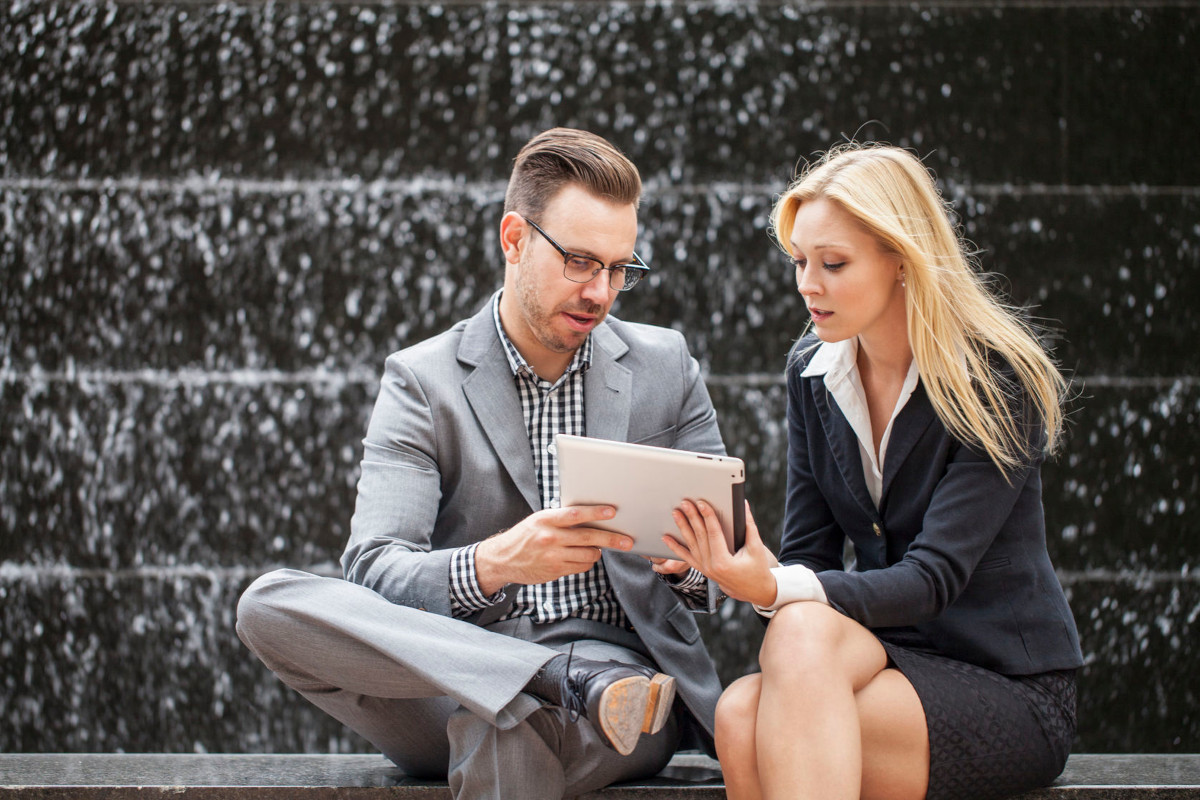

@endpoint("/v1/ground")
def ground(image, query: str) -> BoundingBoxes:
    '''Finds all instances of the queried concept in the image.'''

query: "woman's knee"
[757,601,851,672]
[714,675,762,756]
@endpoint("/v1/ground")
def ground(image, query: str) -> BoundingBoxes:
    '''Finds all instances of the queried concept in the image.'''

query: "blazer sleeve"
[817,435,1042,629]
[808,357,1049,630]
[340,353,457,616]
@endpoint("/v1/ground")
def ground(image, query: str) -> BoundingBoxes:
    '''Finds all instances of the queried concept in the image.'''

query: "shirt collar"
[491,291,593,380]
[801,337,858,382]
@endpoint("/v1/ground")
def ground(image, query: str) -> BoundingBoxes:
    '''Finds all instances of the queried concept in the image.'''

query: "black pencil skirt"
[879,640,1078,800]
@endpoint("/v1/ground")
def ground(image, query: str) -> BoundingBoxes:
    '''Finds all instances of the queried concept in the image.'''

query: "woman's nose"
[796,266,819,296]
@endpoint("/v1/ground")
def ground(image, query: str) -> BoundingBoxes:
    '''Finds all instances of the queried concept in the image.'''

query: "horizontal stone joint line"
[1,370,1196,390]
[2,176,1197,199]
[1,563,1195,584]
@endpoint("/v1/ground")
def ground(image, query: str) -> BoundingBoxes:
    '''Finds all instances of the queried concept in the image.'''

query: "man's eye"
[567,257,601,274]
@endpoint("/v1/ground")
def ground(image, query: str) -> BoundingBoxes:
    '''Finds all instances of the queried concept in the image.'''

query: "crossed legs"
[236,569,676,799]
[714,602,929,800]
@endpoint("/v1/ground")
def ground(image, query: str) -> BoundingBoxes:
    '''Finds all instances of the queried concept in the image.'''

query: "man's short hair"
[504,128,642,219]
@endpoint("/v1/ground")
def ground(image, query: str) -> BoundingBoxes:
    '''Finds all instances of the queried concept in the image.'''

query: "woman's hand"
[664,500,780,607]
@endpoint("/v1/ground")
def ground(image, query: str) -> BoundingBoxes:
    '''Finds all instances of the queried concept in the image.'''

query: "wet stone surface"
[2,0,1197,758]
[0,572,367,754]
[2,3,1197,185]
[3,187,1196,378]
[0,377,372,568]
[4,379,1195,574]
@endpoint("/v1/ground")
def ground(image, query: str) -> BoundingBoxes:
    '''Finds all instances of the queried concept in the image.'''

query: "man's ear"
[499,212,527,265]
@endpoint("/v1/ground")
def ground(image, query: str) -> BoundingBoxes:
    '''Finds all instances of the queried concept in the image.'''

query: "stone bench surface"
[1,753,1198,799]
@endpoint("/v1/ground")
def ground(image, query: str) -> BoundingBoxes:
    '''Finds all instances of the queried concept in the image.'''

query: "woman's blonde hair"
[771,143,1065,474]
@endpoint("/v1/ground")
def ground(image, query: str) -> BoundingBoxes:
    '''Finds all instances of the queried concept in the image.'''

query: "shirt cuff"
[449,543,506,617]
[658,567,708,597]
[753,564,829,619]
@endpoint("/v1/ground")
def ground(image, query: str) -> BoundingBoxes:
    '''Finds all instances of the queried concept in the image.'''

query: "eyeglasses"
[524,218,650,292]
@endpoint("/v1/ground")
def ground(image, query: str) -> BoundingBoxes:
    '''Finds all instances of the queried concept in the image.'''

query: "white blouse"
[756,338,920,617]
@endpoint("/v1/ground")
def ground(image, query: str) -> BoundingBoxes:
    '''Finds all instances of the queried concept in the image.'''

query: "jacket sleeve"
[802,353,1047,629]
[339,353,457,616]
[817,433,1041,629]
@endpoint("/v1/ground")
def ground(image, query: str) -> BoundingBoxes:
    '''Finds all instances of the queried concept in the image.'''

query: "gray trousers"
[236,569,679,799]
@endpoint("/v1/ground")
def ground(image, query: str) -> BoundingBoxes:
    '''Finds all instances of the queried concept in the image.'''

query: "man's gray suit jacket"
[340,299,728,741]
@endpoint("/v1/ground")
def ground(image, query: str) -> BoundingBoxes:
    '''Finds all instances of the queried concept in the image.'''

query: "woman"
[662,143,1083,800]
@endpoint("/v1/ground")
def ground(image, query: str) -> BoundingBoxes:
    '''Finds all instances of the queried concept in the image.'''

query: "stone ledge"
[1,754,1198,799]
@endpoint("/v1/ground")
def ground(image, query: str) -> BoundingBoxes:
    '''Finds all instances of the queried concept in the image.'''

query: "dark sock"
[527,653,570,704]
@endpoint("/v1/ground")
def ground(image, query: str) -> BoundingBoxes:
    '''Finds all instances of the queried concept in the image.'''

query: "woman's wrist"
[744,571,779,608]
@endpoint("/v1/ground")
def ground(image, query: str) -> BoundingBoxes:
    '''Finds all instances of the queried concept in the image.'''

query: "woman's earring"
[900,273,907,288]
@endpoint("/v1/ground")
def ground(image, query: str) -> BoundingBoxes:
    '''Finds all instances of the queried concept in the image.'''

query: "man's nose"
[581,271,615,304]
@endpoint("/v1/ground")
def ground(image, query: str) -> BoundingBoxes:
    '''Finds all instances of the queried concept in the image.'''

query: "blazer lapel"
[880,379,937,503]
[458,306,540,512]
[811,375,877,519]
[583,323,632,442]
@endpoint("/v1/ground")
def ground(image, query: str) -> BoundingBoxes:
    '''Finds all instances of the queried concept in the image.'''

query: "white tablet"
[556,433,746,560]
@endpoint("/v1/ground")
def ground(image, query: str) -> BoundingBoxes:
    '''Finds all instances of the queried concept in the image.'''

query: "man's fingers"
[548,504,617,527]
[568,526,634,552]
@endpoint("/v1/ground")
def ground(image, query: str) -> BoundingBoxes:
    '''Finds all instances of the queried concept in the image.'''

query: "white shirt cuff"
[753,564,829,618]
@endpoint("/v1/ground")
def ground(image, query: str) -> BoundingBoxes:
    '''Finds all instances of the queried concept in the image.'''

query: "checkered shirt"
[448,294,708,625]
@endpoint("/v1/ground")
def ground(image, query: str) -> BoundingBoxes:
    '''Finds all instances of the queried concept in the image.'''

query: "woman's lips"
[809,308,832,323]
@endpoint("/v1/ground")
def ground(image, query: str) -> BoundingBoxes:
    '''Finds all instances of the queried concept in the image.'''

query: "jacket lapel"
[811,375,877,519]
[458,306,540,513]
[583,323,632,442]
[880,379,937,503]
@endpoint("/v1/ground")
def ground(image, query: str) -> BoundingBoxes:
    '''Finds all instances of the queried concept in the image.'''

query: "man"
[236,128,727,799]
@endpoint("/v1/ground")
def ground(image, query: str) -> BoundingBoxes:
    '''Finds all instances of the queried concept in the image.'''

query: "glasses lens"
[607,266,628,291]
[563,255,603,284]
[619,267,647,291]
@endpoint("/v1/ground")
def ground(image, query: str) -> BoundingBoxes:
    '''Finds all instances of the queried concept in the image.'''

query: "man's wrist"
[473,537,507,597]
[450,543,499,612]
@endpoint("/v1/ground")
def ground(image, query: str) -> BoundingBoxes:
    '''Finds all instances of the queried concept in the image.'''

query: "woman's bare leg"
[750,602,929,800]
[857,668,929,800]
[715,673,766,800]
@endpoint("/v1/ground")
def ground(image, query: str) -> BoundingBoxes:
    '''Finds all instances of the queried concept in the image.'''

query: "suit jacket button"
[872,523,882,537]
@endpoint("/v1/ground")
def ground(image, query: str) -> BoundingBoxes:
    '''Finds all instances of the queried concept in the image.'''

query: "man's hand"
[663,500,780,607]
[474,505,634,596]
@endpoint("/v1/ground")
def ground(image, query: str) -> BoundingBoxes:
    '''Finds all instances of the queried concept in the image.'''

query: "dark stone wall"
[2,0,1197,755]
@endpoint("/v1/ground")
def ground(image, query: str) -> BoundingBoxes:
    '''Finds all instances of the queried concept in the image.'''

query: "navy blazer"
[780,336,1083,675]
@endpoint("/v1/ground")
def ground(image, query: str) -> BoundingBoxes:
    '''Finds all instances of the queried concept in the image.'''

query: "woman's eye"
[823,262,846,271]
[791,258,806,270]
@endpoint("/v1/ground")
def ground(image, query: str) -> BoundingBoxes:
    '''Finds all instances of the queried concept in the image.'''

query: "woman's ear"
[499,212,527,265]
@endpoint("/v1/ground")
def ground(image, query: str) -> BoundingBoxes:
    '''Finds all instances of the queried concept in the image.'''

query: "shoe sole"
[641,673,676,735]
[597,676,651,756]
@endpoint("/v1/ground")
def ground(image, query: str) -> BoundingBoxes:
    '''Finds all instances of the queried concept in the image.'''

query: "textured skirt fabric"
[880,640,1078,800]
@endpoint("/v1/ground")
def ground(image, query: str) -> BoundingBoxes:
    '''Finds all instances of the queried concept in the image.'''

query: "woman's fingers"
[661,533,697,568]
[743,501,763,547]
[676,501,713,564]
[696,499,732,555]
